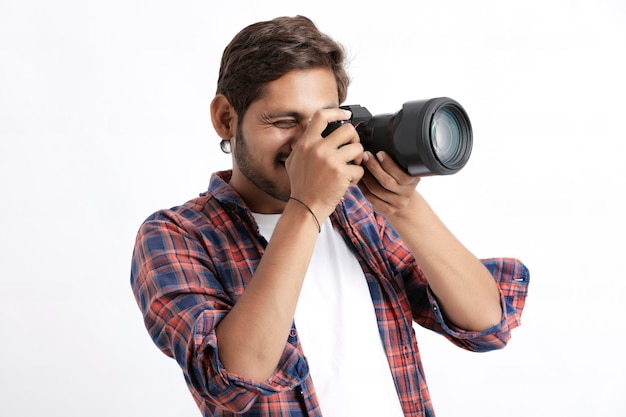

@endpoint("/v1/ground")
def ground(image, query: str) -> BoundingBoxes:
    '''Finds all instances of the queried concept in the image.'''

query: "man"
[130,15,529,416]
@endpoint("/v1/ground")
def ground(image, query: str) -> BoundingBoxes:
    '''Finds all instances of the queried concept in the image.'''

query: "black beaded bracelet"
[288,197,321,233]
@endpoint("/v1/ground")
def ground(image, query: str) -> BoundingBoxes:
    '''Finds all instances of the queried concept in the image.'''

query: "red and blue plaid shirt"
[131,170,529,416]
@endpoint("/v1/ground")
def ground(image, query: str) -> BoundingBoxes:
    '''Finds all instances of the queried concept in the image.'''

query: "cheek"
[247,127,294,153]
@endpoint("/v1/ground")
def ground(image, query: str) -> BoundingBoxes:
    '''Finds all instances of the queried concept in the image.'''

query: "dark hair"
[216,15,350,117]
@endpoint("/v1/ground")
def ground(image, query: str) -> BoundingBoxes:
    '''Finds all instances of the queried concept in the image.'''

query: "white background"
[1,0,625,416]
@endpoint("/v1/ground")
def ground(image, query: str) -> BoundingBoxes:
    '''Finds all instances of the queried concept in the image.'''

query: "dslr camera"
[322,97,472,176]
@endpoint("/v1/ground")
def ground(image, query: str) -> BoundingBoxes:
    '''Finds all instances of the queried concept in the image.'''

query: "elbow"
[446,301,503,334]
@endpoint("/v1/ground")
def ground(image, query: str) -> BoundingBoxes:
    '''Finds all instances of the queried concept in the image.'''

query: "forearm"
[215,201,319,381]
[389,192,502,331]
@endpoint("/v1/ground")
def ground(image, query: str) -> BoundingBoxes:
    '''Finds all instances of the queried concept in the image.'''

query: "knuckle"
[380,177,396,190]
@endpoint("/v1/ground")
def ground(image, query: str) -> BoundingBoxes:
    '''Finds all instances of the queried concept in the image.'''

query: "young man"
[130,15,529,416]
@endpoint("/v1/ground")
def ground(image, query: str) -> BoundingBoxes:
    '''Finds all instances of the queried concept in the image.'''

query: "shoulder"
[140,193,215,234]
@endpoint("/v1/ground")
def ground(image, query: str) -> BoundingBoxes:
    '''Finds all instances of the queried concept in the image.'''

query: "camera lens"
[347,97,472,176]
[431,106,462,165]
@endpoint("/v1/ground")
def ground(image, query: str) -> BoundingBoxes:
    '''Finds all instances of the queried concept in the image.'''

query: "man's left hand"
[358,151,421,218]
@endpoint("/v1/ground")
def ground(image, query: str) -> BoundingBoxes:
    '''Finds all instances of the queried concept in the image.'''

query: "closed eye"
[271,119,298,129]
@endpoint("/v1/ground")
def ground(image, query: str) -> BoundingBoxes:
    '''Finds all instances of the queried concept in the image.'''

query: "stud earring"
[220,139,231,154]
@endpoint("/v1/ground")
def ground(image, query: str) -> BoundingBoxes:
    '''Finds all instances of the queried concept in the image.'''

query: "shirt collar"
[206,170,252,212]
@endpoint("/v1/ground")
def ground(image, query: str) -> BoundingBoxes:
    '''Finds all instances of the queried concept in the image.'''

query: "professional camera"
[322,97,473,176]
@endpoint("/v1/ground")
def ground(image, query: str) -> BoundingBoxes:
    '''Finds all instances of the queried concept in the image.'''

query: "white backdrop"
[1,0,625,416]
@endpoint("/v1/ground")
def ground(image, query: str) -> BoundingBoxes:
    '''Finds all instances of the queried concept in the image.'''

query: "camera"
[322,97,473,176]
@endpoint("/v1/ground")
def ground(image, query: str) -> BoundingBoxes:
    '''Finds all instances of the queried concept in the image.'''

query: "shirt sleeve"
[374,211,530,352]
[424,257,530,352]
[130,211,309,413]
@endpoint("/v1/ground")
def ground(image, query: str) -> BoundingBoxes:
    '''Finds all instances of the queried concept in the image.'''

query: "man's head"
[210,16,354,213]
[216,15,350,119]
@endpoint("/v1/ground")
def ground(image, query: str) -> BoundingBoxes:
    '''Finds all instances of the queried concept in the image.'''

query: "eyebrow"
[263,105,338,120]
[263,111,302,120]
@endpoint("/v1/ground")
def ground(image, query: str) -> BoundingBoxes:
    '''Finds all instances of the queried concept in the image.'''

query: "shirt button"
[289,329,297,338]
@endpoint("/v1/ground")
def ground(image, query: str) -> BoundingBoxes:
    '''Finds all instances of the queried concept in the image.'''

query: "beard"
[234,124,291,202]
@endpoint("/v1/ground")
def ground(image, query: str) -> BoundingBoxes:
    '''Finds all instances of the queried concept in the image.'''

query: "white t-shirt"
[252,213,404,417]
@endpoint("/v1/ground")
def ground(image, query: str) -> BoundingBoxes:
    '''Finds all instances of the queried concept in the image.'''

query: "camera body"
[322,97,473,176]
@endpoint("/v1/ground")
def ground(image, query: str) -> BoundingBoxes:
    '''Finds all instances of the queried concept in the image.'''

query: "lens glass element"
[431,107,462,164]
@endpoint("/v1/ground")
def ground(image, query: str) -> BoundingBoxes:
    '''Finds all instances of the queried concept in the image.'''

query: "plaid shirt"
[131,170,529,416]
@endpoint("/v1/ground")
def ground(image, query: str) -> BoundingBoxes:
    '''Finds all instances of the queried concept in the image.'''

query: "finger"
[326,122,361,146]
[373,151,416,186]
[341,164,364,186]
[358,171,397,212]
[362,151,400,192]
[308,108,352,140]
[360,168,396,200]
[337,141,365,165]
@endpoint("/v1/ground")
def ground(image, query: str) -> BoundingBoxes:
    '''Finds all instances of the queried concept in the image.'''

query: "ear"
[210,94,238,139]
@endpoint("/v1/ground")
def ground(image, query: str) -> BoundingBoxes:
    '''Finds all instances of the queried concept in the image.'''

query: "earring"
[220,139,231,154]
